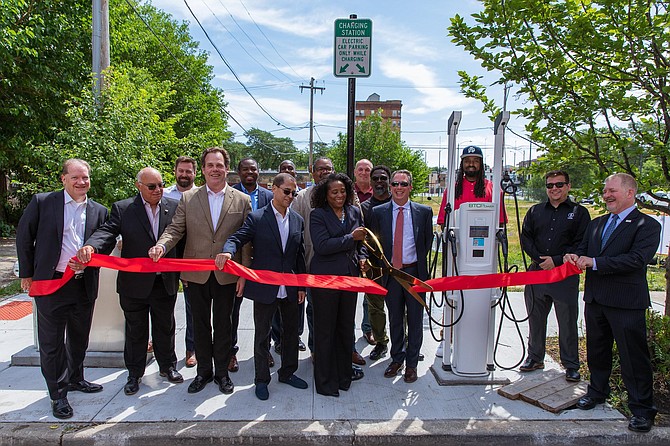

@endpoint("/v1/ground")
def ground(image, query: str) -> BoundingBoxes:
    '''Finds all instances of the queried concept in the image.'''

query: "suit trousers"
[188,274,236,379]
[231,295,243,353]
[524,276,580,369]
[183,284,195,352]
[365,292,389,347]
[34,277,95,400]
[585,301,657,419]
[254,298,299,384]
[270,300,305,347]
[119,275,177,378]
[312,288,356,395]
[386,265,424,369]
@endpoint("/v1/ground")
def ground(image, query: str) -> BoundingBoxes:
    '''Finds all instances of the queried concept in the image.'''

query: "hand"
[576,256,594,270]
[235,277,246,297]
[21,278,32,293]
[297,290,306,304]
[76,245,95,263]
[148,245,164,262]
[67,258,87,273]
[563,253,578,265]
[359,259,370,273]
[215,252,232,270]
[351,226,366,241]
[538,256,555,270]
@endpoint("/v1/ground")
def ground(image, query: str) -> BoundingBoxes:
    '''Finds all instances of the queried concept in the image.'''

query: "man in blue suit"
[565,173,661,433]
[230,157,274,372]
[217,173,308,400]
[369,169,433,383]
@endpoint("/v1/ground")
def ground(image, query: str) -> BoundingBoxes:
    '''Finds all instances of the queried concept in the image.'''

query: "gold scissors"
[361,228,433,309]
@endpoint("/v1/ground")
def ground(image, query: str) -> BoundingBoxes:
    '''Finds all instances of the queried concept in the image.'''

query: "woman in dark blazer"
[310,173,368,397]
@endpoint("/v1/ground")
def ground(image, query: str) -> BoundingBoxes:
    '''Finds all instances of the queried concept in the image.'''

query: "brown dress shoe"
[364,331,377,345]
[185,351,197,368]
[228,354,239,373]
[147,340,153,353]
[403,367,418,383]
[352,351,366,366]
[384,362,404,378]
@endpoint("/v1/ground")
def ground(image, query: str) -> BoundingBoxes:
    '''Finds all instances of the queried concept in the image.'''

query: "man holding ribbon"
[16,158,108,420]
[565,173,661,433]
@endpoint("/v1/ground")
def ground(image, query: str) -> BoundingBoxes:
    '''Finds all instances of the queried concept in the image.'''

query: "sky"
[149,0,533,169]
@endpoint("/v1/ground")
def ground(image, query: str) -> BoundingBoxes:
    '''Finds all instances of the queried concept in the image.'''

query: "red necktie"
[392,207,404,269]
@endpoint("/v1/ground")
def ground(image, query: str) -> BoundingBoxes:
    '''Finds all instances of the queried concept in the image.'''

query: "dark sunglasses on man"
[545,182,566,189]
[391,181,410,187]
[140,182,165,190]
[280,187,298,197]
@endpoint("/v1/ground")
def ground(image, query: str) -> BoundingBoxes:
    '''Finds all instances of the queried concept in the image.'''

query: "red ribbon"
[28,254,388,297]
[412,262,582,293]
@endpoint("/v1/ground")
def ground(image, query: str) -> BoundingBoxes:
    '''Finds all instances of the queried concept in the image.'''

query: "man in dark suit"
[229,157,274,372]
[77,167,183,396]
[149,147,251,395]
[565,173,661,433]
[16,158,108,419]
[369,169,433,383]
[217,173,308,400]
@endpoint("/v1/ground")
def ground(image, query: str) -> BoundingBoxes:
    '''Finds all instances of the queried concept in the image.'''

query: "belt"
[53,271,83,280]
[401,262,418,269]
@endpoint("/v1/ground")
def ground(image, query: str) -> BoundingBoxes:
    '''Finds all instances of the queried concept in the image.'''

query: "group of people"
[16,146,661,433]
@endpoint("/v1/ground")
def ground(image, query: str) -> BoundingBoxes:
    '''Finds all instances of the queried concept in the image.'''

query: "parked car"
[636,191,669,207]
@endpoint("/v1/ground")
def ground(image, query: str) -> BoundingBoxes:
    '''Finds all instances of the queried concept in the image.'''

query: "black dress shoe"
[298,338,306,351]
[352,366,364,381]
[628,415,654,433]
[519,358,544,372]
[51,397,73,419]
[213,375,234,394]
[188,375,213,394]
[67,380,103,393]
[565,368,581,382]
[316,389,339,397]
[576,395,605,410]
[268,352,275,368]
[159,367,184,383]
[369,344,388,361]
[124,376,141,396]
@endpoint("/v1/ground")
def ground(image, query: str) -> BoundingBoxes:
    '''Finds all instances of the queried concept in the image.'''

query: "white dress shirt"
[206,185,227,231]
[271,201,290,299]
[57,190,87,272]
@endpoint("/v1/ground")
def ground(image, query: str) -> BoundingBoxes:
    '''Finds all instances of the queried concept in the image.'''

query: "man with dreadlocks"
[436,145,506,226]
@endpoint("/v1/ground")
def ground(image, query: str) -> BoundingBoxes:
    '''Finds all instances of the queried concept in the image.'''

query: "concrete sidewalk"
[0,291,667,445]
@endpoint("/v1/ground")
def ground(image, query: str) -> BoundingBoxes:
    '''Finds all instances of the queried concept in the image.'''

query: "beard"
[177,177,192,188]
[463,168,479,180]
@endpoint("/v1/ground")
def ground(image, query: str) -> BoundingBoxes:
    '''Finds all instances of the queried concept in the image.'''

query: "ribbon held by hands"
[28,254,388,297]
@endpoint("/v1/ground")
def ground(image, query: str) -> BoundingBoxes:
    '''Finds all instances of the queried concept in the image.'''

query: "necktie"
[392,207,404,269]
[601,214,619,249]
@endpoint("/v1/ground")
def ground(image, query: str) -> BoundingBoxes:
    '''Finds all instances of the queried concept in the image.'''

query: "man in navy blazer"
[217,173,308,400]
[16,158,108,419]
[229,157,274,372]
[78,167,183,396]
[565,173,661,433]
[369,169,433,384]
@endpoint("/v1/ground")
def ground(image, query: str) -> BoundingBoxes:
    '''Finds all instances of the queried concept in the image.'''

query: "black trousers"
[585,301,657,419]
[188,275,235,379]
[119,275,177,378]
[524,275,580,369]
[254,298,299,384]
[34,277,95,400]
[386,265,424,369]
[312,287,356,395]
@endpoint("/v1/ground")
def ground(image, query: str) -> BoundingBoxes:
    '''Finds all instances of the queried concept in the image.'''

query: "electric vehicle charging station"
[436,110,510,380]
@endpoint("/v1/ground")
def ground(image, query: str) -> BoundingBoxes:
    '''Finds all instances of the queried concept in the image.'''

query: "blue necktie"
[601,214,619,249]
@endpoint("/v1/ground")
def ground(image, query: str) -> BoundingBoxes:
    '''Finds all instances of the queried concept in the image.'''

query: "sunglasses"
[545,182,566,189]
[140,182,165,190]
[371,175,388,182]
[280,187,298,197]
[391,181,410,187]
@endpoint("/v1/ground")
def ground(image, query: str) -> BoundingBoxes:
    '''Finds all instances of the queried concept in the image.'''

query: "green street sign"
[333,18,372,78]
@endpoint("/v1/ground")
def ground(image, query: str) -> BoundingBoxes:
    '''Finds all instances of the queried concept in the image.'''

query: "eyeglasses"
[391,181,410,187]
[371,175,388,182]
[280,187,298,197]
[140,182,165,190]
[545,182,566,189]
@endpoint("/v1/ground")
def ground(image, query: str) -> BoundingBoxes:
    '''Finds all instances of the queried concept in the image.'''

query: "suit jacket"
[16,190,109,300]
[232,182,273,211]
[84,194,179,298]
[369,200,434,286]
[223,203,306,304]
[575,208,660,310]
[309,205,367,277]
[156,185,252,285]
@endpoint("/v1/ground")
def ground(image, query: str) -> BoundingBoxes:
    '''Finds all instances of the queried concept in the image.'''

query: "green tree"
[449,0,670,310]
[327,113,430,192]
[243,128,305,171]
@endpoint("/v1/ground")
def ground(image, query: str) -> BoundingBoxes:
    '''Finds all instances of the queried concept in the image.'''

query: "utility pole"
[299,78,325,169]
[92,0,110,100]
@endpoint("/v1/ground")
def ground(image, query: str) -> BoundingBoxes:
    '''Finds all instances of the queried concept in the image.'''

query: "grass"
[0,280,21,298]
